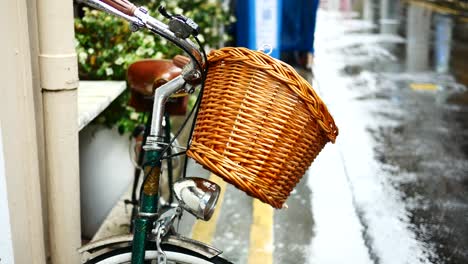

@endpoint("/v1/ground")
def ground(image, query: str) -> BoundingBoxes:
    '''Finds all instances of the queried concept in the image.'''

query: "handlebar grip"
[172,55,191,69]
[100,0,137,16]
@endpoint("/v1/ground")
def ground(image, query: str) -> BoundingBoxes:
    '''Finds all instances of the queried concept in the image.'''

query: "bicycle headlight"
[173,177,220,221]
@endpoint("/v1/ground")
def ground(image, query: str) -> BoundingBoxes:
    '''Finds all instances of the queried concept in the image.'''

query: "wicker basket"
[186,47,338,208]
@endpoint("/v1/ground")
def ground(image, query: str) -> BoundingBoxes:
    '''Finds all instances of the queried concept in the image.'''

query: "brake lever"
[158,5,199,39]
[158,5,173,19]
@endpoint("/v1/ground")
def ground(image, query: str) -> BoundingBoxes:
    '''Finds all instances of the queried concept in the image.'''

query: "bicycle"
[76,0,339,263]
[77,0,231,263]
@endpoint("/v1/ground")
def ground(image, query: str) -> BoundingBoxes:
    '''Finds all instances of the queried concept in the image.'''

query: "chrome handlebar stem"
[144,75,187,150]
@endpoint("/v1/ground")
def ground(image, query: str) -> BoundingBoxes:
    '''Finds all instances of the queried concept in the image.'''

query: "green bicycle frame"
[131,112,174,264]
[131,148,161,263]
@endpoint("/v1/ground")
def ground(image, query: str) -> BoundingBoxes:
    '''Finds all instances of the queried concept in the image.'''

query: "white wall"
[79,125,134,239]
[0,127,14,264]
[1,0,46,261]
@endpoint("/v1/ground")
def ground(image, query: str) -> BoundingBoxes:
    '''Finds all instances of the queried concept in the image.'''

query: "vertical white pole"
[37,0,81,262]
[380,0,399,35]
[380,0,389,20]
[363,0,374,22]
[379,0,389,32]
[407,3,432,72]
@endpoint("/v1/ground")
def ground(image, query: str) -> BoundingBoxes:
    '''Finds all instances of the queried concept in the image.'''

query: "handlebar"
[78,0,204,74]
[100,0,136,16]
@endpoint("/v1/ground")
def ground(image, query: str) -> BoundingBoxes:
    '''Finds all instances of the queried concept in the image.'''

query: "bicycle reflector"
[173,177,220,221]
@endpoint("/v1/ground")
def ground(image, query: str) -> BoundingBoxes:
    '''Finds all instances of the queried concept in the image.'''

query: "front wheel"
[84,244,232,264]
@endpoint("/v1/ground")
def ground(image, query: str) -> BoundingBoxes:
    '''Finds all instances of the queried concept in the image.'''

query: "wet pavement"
[311,10,468,264]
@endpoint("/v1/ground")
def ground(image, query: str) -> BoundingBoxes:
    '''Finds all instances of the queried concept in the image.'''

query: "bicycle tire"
[84,244,232,264]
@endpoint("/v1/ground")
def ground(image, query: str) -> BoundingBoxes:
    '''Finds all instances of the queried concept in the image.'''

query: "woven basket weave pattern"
[187,47,338,208]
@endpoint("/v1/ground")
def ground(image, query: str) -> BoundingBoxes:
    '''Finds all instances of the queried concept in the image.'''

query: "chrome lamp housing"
[173,177,221,221]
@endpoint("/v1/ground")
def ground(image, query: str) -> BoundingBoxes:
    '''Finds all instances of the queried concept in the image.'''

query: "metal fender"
[78,234,222,263]
[164,234,223,258]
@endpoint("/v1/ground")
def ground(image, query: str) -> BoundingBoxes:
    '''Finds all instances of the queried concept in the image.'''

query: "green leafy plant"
[75,0,234,133]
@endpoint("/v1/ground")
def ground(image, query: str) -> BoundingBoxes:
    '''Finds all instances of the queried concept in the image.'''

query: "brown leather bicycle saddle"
[127,59,187,114]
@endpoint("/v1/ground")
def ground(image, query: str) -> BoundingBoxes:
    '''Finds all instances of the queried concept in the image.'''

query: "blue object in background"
[434,14,453,73]
[236,0,282,58]
[280,0,319,55]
